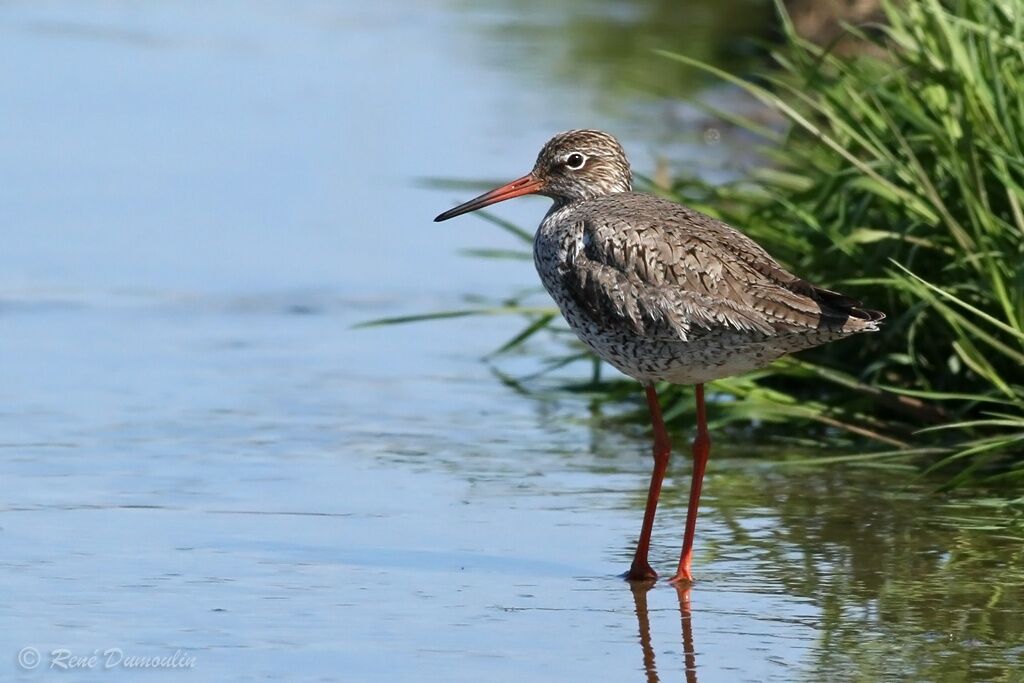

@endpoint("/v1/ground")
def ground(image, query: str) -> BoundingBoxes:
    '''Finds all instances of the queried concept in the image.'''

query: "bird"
[434,129,884,583]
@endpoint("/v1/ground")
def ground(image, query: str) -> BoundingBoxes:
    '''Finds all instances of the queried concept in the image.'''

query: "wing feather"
[557,193,881,342]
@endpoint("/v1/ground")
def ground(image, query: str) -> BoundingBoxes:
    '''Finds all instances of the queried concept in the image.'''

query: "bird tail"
[791,279,885,331]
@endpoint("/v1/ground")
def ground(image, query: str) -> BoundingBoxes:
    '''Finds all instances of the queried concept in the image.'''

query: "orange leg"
[625,384,671,581]
[670,383,710,584]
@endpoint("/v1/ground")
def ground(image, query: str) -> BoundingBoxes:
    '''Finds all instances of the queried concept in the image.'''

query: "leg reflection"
[675,584,698,683]
[629,581,700,683]
[629,580,659,683]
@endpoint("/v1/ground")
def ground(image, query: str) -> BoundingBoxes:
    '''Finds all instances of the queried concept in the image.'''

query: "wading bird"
[435,130,883,583]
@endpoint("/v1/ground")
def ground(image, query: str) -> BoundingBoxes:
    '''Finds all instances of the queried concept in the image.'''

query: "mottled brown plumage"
[537,189,883,384]
[435,129,884,583]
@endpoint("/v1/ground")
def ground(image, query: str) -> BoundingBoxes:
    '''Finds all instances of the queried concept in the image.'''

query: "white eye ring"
[565,153,587,170]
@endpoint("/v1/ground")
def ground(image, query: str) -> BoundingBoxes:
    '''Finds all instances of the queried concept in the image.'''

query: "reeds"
[368,0,1024,487]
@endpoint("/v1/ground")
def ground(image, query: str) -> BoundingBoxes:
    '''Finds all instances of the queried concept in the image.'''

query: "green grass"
[369,0,1024,488]
[655,0,1024,485]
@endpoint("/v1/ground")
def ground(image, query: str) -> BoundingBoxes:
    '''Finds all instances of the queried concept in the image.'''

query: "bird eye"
[565,153,586,170]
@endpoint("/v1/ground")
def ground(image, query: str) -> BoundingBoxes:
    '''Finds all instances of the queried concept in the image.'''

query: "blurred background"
[2,0,778,301]
[2,1,1021,682]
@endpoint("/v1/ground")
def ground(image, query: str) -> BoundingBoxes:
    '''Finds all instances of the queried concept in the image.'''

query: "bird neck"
[541,199,584,232]
[552,183,626,206]
[550,195,583,211]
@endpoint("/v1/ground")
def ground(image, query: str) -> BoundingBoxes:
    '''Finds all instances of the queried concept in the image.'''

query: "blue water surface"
[3,2,1021,682]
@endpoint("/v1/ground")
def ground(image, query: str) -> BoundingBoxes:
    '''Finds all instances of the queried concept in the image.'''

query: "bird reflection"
[678,586,697,683]
[630,580,659,683]
[629,581,698,683]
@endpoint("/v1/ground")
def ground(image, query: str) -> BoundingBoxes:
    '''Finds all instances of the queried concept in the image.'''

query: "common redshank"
[435,130,883,583]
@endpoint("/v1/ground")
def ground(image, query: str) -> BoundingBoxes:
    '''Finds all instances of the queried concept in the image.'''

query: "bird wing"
[559,194,870,342]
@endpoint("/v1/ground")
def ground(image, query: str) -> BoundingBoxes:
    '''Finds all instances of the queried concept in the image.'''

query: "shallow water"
[2,1,1023,681]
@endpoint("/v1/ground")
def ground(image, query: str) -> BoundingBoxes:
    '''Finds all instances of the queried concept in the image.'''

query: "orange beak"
[434,174,545,222]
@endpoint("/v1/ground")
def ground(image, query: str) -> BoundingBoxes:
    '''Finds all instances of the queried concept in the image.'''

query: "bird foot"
[667,569,695,586]
[622,562,658,582]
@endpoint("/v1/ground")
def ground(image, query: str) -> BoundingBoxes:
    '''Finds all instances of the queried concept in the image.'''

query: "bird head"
[434,129,632,222]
